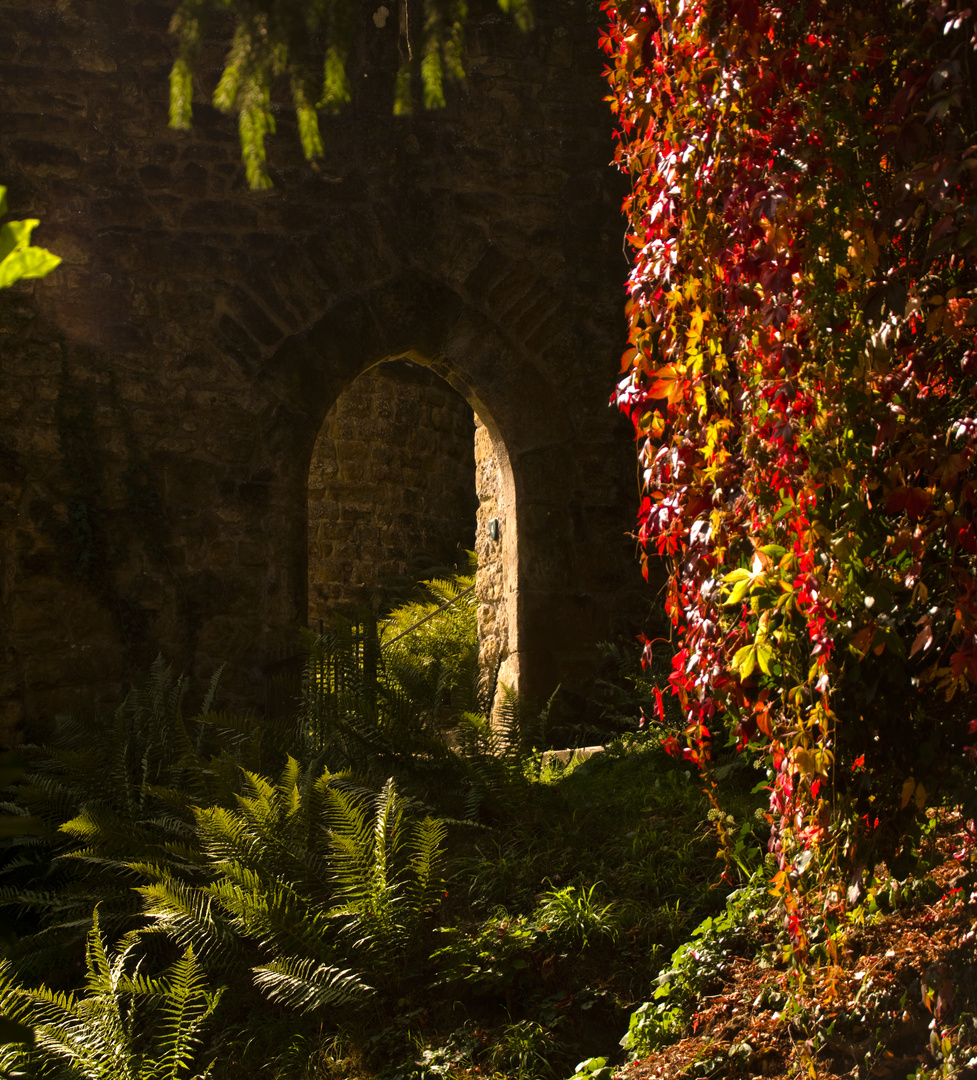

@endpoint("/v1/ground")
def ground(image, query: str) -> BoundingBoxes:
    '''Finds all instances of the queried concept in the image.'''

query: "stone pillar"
[474,416,518,693]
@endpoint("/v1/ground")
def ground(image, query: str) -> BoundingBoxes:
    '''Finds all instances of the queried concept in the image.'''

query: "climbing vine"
[602,0,977,920]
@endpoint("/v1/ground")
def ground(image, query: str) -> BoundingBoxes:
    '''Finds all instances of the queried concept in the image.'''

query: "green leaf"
[393,58,414,116]
[497,0,534,31]
[731,645,757,679]
[0,219,61,289]
[421,46,445,110]
[238,102,275,191]
[724,577,753,606]
[168,57,194,130]
[295,103,323,161]
[0,219,37,263]
[772,500,795,524]
[0,246,61,288]
[756,645,774,676]
[251,956,372,1013]
[320,47,351,114]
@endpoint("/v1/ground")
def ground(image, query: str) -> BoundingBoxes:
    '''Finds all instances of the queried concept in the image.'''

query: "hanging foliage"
[168,0,533,189]
[601,0,977,920]
[0,186,60,289]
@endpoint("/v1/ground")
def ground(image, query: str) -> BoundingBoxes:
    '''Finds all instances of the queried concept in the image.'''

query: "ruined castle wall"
[0,0,647,736]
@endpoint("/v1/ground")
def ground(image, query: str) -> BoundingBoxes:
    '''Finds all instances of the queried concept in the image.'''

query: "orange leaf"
[909,622,933,658]
[851,626,874,659]
[646,365,685,405]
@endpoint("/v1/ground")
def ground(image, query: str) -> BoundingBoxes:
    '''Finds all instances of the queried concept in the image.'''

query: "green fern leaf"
[251,955,372,1014]
[138,878,243,975]
[152,946,223,1080]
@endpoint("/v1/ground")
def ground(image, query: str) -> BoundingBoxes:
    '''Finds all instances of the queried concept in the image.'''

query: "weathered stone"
[308,361,477,624]
[0,0,652,726]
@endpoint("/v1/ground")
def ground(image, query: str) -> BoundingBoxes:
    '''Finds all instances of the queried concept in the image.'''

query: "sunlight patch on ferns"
[250,956,372,1015]
[0,909,222,1080]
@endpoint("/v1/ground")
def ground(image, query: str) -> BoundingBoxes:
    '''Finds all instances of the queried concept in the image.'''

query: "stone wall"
[0,0,648,737]
[308,359,476,622]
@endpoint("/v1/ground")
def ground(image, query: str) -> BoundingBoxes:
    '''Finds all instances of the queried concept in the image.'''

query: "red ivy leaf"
[885,486,934,522]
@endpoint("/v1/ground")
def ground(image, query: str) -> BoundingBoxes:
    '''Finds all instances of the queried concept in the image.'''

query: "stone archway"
[305,351,521,694]
[249,268,643,710]
[259,273,581,706]
[0,0,646,725]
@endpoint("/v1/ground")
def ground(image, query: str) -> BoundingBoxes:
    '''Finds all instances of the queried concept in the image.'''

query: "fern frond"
[322,786,373,904]
[251,955,372,1014]
[203,858,335,964]
[405,815,447,914]
[198,664,225,718]
[153,946,223,1080]
[0,960,37,1074]
[0,916,222,1080]
[370,778,402,898]
[7,913,142,1078]
[195,804,261,868]
[138,878,243,974]
[276,756,302,805]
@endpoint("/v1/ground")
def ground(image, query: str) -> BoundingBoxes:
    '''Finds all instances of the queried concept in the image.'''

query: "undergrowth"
[4,568,969,1079]
[0,569,764,1080]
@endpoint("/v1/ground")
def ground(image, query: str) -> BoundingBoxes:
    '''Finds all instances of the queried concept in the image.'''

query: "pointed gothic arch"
[305,350,521,692]
[259,274,574,703]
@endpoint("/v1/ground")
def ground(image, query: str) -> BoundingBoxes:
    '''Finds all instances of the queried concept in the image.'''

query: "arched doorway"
[306,357,519,692]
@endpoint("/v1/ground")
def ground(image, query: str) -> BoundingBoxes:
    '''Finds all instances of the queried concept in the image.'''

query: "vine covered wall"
[602,0,977,897]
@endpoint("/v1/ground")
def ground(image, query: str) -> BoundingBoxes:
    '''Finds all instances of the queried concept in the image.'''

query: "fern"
[136,762,447,1006]
[207,871,338,963]
[323,778,446,962]
[0,660,269,975]
[250,956,371,1015]
[298,559,549,819]
[138,947,223,1080]
[137,876,248,981]
[0,910,222,1080]
[380,553,483,722]
[0,569,549,1055]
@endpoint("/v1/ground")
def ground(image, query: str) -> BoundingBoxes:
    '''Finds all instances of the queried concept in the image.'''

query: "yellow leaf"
[793,748,816,778]
[813,748,833,775]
